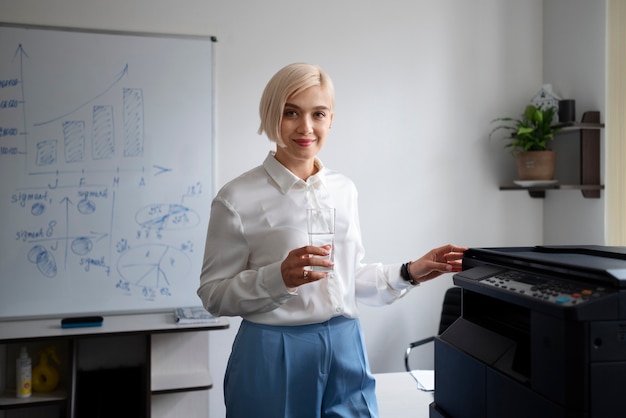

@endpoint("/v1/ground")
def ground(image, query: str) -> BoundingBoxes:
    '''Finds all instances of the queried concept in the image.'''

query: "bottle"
[16,346,32,398]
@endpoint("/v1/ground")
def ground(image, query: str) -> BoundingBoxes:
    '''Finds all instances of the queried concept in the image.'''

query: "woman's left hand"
[408,244,468,284]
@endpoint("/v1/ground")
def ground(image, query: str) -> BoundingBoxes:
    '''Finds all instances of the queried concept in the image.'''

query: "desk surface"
[374,372,434,418]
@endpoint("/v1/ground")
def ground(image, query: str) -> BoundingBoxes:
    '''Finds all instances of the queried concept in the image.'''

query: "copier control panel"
[479,269,610,306]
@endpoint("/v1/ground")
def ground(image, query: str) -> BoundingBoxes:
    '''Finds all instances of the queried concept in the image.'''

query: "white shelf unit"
[151,331,212,393]
[0,312,228,418]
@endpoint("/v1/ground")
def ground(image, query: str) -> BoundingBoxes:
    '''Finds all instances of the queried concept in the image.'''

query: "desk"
[374,372,434,418]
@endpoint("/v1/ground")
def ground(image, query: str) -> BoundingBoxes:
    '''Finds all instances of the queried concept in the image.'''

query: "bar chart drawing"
[93,105,115,160]
[123,88,145,158]
[0,24,215,319]
[63,121,86,163]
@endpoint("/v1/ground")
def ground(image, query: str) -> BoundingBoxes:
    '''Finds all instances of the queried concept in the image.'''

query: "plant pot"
[516,150,556,180]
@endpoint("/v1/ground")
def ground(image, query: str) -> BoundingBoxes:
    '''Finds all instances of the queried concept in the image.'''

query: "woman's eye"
[314,112,326,119]
[284,110,297,117]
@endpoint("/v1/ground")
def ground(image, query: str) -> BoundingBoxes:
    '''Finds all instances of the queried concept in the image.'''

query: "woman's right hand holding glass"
[281,245,333,289]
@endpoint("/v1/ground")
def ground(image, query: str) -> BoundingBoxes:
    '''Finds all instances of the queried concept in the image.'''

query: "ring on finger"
[303,269,309,279]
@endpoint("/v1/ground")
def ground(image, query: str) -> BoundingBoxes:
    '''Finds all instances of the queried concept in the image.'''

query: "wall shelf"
[500,183,604,198]
[500,111,604,198]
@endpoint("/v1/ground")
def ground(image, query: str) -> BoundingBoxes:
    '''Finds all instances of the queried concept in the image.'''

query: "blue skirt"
[224,316,379,418]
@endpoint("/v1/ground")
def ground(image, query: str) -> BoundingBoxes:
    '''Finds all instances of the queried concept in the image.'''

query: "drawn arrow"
[60,196,73,269]
[34,64,129,126]
[153,165,173,176]
[89,231,109,243]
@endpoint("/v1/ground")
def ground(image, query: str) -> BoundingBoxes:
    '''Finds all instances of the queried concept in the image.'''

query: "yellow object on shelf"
[32,346,60,393]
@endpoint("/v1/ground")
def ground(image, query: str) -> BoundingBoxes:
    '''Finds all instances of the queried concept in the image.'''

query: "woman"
[198,62,466,418]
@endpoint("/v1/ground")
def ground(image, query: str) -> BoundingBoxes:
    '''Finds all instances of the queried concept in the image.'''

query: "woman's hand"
[408,244,468,284]
[281,245,333,289]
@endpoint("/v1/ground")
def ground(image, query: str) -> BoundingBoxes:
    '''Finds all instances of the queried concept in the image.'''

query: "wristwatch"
[400,262,418,286]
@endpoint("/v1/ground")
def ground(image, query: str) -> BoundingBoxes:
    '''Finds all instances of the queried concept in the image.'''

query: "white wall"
[543,0,607,245]
[5,1,609,417]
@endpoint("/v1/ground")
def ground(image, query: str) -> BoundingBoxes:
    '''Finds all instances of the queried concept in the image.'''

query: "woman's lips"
[294,139,315,146]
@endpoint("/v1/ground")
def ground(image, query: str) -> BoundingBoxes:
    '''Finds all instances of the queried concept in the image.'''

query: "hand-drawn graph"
[0,24,215,319]
[117,244,191,295]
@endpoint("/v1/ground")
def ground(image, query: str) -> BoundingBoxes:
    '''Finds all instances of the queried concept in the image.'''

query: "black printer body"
[431,246,626,418]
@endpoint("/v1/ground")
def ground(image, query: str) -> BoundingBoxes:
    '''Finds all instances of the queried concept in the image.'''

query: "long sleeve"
[197,196,294,317]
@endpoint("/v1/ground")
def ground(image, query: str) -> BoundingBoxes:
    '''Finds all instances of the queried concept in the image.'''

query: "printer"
[430,246,626,418]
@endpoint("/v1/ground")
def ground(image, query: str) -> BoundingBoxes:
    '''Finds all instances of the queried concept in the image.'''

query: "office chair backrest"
[437,286,462,335]
[404,286,463,372]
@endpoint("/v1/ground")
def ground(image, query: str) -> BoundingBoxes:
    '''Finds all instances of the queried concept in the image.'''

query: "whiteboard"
[0,24,215,319]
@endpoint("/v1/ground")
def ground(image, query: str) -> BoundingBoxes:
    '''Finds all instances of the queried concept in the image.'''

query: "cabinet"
[500,110,604,198]
[0,312,228,418]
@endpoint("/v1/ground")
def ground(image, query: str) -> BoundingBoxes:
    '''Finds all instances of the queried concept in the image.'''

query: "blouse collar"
[263,151,327,194]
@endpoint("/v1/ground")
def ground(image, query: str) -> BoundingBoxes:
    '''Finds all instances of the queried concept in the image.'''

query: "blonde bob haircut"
[258,63,335,147]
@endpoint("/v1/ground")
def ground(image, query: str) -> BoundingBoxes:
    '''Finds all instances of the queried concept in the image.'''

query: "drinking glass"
[306,208,335,272]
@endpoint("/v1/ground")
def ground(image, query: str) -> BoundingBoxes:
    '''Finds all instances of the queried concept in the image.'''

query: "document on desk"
[410,369,434,391]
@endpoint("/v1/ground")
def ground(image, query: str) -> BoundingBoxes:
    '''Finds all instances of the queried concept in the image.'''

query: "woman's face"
[275,85,334,169]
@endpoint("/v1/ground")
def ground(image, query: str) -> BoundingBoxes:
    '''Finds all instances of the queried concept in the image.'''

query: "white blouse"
[198,151,411,326]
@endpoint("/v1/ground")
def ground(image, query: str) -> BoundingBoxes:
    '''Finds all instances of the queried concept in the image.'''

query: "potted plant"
[490,104,562,181]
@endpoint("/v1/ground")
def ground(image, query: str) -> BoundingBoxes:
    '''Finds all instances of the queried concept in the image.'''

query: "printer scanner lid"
[463,245,626,288]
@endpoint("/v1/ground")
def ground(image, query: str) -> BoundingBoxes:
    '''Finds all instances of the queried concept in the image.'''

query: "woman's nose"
[297,117,313,134]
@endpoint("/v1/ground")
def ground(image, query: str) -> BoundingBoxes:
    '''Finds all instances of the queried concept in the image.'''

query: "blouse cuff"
[389,262,419,290]
[260,261,296,302]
